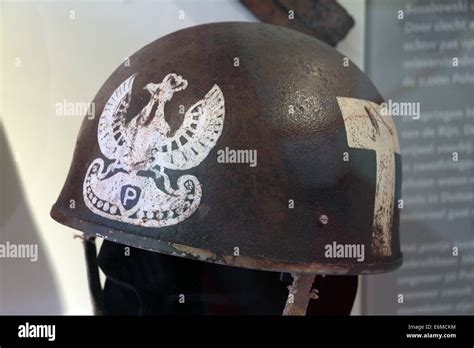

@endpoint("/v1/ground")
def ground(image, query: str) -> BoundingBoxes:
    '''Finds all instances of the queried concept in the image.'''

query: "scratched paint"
[337,97,400,256]
[83,73,225,227]
[282,274,316,316]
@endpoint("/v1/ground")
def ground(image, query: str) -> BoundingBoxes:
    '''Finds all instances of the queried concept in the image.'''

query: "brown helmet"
[51,22,401,314]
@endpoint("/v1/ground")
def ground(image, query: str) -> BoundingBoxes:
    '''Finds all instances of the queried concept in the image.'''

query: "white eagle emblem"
[83,73,225,227]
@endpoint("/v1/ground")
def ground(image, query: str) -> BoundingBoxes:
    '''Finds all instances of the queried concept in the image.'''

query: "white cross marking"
[337,97,400,256]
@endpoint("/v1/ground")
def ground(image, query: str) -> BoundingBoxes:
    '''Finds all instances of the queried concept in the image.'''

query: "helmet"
[51,22,402,314]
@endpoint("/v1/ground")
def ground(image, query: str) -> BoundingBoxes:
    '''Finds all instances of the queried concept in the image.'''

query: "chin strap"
[80,235,315,316]
[282,273,317,316]
[77,234,104,315]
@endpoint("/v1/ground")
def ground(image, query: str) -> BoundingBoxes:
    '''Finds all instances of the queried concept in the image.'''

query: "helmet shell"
[51,22,402,274]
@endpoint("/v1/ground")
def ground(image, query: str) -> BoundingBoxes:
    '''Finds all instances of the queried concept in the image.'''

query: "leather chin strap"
[81,235,104,315]
[282,274,317,316]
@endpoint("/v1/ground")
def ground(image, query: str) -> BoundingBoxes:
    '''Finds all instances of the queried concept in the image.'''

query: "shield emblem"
[120,185,141,210]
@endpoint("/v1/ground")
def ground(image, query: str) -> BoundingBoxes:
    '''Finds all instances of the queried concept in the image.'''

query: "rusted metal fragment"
[282,273,316,315]
[241,0,354,46]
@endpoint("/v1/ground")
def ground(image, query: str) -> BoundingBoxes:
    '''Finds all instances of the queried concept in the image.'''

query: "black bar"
[0,316,473,345]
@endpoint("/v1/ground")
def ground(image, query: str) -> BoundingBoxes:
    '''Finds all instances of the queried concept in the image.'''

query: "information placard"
[364,0,474,315]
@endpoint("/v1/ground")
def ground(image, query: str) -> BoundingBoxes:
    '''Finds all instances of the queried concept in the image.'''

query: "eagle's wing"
[97,74,136,160]
[152,84,225,171]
